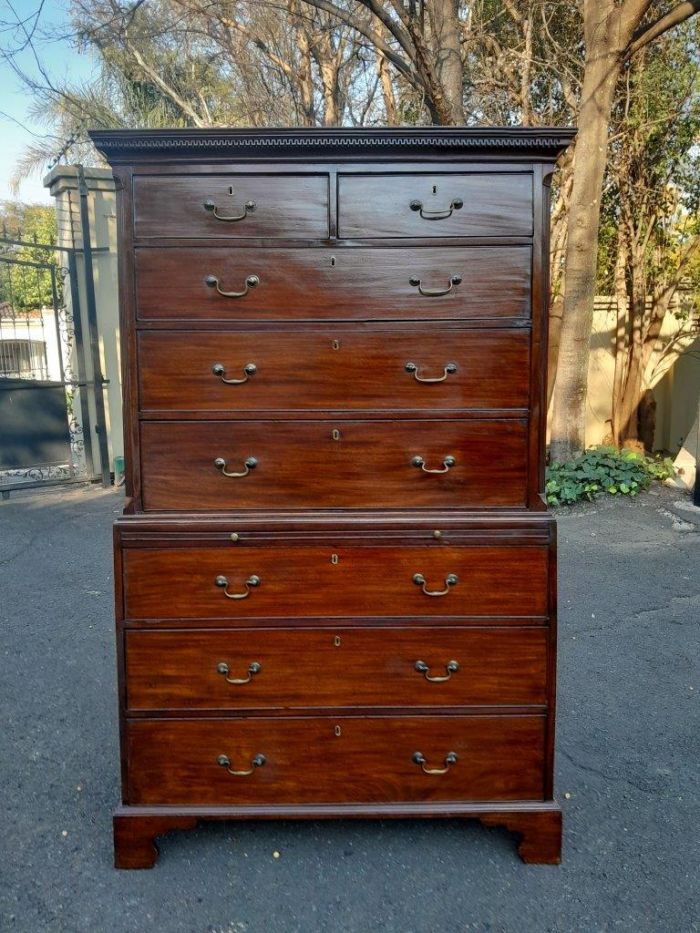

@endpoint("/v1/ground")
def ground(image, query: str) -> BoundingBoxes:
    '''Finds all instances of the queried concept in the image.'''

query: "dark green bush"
[545,446,675,506]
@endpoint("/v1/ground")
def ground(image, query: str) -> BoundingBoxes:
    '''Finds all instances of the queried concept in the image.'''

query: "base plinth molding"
[113,801,562,869]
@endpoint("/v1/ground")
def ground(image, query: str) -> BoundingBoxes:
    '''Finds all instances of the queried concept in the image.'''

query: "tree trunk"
[547,293,564,410]
[373,22,398,123]
[292,4,317,126]
[546,152,574,409]
[430,0,464,123]
[549,5,624,462]
[611,233,629,447]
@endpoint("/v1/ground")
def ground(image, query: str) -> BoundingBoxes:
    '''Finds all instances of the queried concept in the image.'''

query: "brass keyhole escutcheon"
[331,553,339,565]
[331,429,341,441]
[333,635,341,647]
[331,339,340,350]
[334,725,342,737]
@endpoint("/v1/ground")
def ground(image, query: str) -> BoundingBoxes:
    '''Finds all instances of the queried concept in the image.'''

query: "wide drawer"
[338,173,533,238]
[133,175,329,239]
[137,326,531,414]
[139,419,528,510]
[122,543,549,620]
[125,626,548,710]
[134,247,531,321]
[125,715,546,804]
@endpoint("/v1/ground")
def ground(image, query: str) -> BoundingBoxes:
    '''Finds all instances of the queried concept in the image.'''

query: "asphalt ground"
[1,483,698,933]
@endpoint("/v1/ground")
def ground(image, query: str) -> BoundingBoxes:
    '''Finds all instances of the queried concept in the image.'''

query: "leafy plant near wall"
[545,447,675,506]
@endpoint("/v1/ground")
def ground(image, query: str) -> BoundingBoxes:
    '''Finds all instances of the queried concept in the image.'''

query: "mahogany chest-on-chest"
[90,126,574,868]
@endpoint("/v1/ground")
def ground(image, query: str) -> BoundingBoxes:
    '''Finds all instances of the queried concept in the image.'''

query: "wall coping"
[43,165,115,197]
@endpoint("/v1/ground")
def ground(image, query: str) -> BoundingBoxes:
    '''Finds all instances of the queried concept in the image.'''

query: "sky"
[0,0,96,205]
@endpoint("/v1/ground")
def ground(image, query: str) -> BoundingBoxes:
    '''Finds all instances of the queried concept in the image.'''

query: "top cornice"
[89,126,576,163]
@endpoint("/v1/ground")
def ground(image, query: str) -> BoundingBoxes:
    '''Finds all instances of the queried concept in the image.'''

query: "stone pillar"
[43,165,123,476]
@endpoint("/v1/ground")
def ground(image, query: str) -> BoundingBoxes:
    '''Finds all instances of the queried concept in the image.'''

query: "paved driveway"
[1,484,698,933]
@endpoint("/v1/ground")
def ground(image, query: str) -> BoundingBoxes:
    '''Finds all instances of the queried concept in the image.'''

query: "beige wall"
[43,166,123,473]
[550,296,699,456]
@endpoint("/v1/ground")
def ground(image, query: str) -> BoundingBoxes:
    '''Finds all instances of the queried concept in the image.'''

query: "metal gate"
[0,228,103,497]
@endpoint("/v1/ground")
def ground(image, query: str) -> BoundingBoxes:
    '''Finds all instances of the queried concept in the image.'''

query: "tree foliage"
[0,204,58,311]
[598,21,700,447]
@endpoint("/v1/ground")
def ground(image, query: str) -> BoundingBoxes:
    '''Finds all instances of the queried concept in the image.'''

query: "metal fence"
[0,169,111,497]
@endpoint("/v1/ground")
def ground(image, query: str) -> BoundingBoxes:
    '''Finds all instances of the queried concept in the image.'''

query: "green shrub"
[545,446,675,506]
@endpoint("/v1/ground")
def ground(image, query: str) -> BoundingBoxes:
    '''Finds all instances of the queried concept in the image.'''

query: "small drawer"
[122,541,549,621]
[133,175,329,239]
[137,326,531,414]
[125,626,548,711]
[338,173,533,238]
[125,714,546,805]
[134,247,531,321]
[139,418,528,510]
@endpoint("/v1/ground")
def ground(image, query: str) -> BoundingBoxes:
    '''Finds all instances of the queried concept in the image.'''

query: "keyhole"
[333,635,341,647]
[331,339,340,350]
[330,255,336,266]
[432,184,438,195]
[228,186,234,196]
[331,553,339,564]
[334,725,342,737]
[331,429,341,441]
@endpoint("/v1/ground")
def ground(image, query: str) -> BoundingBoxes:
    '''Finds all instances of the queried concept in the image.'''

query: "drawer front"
[122,544,549,620]
[133,175,329,239]
[134,247,531,321]
[338,173,533,238]
[126,715,546,805]
[137,327,531,414]
[125,626,548,710]
[139,419,528,510]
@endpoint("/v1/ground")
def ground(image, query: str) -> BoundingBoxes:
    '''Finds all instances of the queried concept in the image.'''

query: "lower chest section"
[116,518,555,807]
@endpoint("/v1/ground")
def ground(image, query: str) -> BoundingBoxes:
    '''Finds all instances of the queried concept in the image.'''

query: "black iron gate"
[0,183,111,499]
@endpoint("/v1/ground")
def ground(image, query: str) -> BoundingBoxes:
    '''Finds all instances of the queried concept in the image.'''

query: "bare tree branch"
[297,0,420,87]
[627,0,700,56]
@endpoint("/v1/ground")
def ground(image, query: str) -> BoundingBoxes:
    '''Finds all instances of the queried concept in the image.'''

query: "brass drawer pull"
[217,660,261,684]
[409,197,463,220]
[412,751,458,775]
[214,456,257,477]
[217,753,266,776]
[212,362,257,384]
[205,273,259,299]
[409,274,462,298]
[415,659,460,682]
[411,455,455,474]
[215,574,261,599]
[405,361,457,383]
[204,197,256,222]
[413,572,458,596]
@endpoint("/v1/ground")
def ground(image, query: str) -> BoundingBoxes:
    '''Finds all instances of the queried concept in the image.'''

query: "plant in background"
[545,446,675,506]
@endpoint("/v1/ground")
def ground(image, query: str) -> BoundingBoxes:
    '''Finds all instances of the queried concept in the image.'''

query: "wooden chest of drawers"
[91,126,574,869]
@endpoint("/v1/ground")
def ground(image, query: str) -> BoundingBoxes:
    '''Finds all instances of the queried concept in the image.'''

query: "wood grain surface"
[133,174,329,238]
[134,247,531,321]
[338,172,533,237]
[122,542,549,620]
[139,418,528,510]
[125,626,548,710]
[137,326,531,414]
[125,714,546,805]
